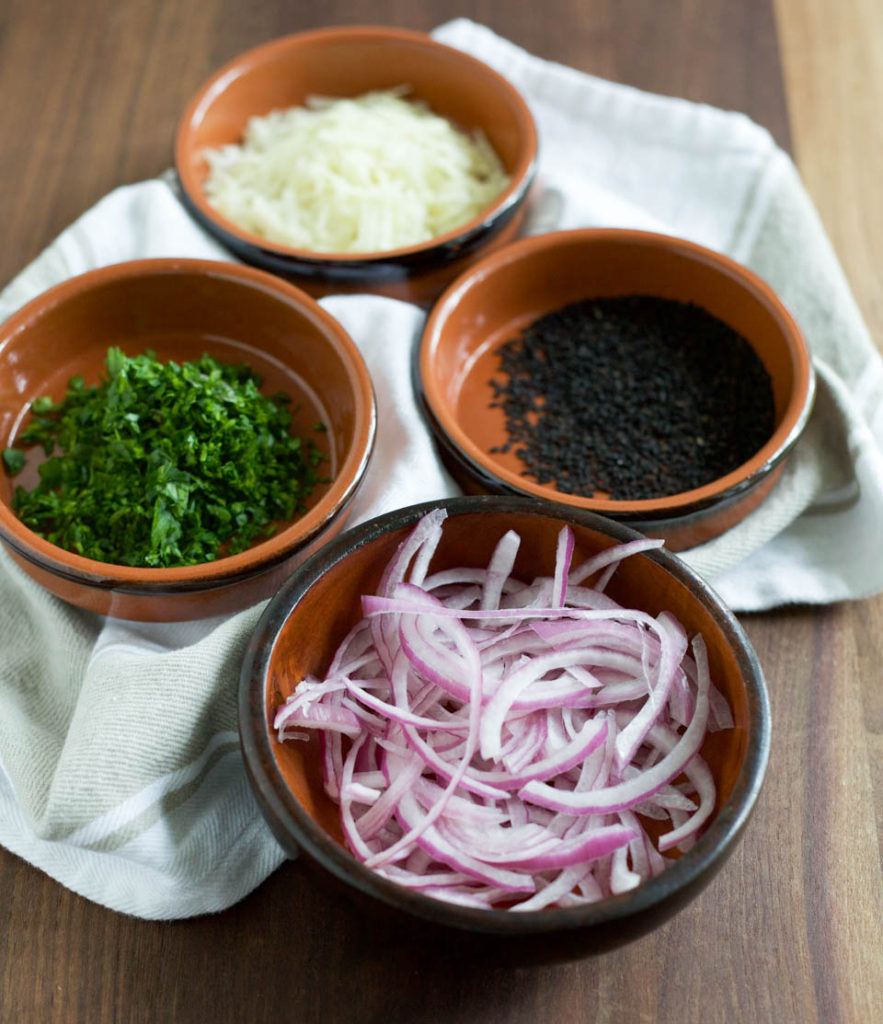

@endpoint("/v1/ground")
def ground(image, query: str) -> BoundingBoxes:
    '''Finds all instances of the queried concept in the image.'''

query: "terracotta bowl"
[174,26,538,307]
[416,229,815,551]
[0,259,376,621]
[240,495,770,961]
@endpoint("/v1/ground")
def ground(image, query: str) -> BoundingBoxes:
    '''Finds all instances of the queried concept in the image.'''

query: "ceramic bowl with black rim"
[415,229,815,551]
[239,495,770,962]
[0,259,376,621]
[175,26,538,307]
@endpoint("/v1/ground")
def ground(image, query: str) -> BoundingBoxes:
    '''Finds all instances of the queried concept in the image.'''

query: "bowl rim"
[417,228,816,516]
[0,257,377,587]
[414,392,788,531]
[240,494,771,936]
[173,24,539,266]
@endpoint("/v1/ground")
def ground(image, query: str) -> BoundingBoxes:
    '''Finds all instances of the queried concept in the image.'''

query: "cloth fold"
[1,19,880,919]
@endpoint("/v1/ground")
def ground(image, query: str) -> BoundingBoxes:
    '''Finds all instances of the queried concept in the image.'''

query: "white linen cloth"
[1,19,880,919]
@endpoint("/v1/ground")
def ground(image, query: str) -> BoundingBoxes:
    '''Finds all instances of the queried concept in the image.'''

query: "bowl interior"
[420,230,812,514]
[176,28,535,259]
[0,261,370,571]
[263,507,753,861]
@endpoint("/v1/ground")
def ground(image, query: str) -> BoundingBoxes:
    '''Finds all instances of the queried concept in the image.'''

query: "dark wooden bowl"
[240,495,770,961]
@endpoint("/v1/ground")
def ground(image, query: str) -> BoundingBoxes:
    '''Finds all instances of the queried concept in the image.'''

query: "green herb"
[2,449,25,474]
[3,347,327,568]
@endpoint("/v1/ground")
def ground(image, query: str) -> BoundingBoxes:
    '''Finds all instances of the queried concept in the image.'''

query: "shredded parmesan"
[202,88,510,254]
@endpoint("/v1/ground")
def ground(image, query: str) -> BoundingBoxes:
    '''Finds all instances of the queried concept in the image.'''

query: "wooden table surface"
[1,1,880,1021]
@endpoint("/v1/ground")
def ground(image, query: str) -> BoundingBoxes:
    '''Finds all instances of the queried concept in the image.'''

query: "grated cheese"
[202,88,511,254]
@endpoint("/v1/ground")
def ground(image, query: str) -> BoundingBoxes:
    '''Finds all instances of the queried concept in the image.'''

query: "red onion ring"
[274,510,731,909]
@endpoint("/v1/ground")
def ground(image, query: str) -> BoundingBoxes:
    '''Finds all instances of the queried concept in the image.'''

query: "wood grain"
[0,1,880,1022]
[775,0,883,347]
[773,3,883,1020]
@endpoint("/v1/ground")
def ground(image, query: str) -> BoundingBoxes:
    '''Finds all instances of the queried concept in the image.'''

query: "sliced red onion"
[509,864,595,912]
[440,819,638,871]
[388,790,536,892]
[341,781,381,805]
[518,642,710,815]
[351,747,423,841]
[551,526,575,607]
[276,690,363,739]
[481,530,521,613]
[480,649,618,759]
[275,515,730,910]
[369,507,447,676]
[610,842,643,894]
[612,611,688,771]
[567,537,664,586]
[345,680,472,734]
[658,754,715,851]
[364,636,484,868]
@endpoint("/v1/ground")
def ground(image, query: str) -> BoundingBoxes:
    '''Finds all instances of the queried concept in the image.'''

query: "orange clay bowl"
[174,26,538,308]
[240,495,770,962]
[0,259,376,621]
[416,229,815,551]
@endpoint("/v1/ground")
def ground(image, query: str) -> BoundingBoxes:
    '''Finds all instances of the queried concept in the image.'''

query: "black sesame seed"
[489,295,776,500]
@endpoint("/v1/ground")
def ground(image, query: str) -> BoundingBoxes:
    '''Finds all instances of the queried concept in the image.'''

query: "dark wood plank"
[1,2,875,1023]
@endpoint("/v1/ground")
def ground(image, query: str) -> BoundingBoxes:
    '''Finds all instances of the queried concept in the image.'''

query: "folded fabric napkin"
[1,19,881,920]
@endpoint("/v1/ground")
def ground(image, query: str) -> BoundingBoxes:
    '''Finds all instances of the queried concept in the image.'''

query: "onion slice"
[275,516,730,909]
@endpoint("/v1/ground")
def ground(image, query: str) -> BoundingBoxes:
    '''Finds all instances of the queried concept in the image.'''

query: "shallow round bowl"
[0,258,376,621]
[240,495,770,961]
[175,26,538,307]
[416,229,815,550]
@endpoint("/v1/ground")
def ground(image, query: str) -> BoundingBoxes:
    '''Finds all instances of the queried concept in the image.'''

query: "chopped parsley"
[3,347,327,568]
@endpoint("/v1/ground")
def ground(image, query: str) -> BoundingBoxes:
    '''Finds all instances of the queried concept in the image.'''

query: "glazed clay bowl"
[416,229,815,551]
[0,258,376,621]
[240,495,770,961]
[175,26,538,307]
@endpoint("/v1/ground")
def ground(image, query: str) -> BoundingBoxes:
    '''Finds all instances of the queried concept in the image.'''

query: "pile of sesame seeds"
[489,295,776,501]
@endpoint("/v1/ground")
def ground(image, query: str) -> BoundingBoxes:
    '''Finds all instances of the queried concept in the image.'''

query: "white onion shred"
[274,510,732,910]
[203,88,510,253]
